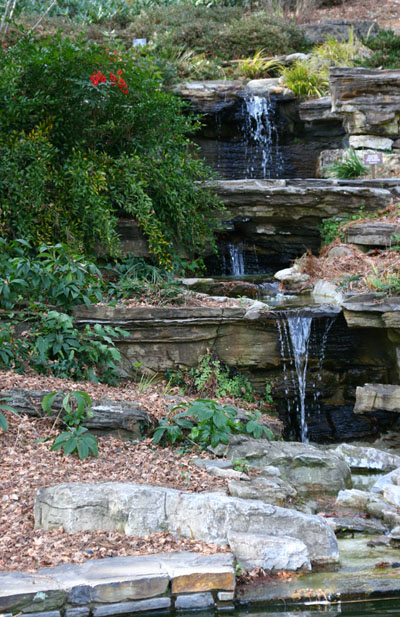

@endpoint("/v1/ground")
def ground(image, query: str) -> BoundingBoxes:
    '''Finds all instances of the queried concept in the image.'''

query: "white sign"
[364,152,383,166]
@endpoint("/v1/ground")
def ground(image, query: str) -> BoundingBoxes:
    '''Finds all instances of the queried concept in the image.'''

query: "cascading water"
[242,94,284,179]
[277,309,336,442]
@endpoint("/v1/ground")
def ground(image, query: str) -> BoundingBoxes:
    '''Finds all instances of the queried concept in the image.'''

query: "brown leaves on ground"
[299,244,400,294]
[0,411,230,573]
[306,0,400,29]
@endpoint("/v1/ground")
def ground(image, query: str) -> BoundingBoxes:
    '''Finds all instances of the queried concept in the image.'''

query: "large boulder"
[34,482,339,567]
[220,436,351,494]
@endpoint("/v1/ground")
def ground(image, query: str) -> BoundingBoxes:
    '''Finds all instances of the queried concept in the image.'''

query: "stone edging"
[0,552,235,617]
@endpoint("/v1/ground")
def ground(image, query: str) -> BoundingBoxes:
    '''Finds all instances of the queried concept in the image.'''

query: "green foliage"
[280,60,329,98]
[130,4,309,60]
[0,239,103,310]
[41,390,98,459]
[0,399,19,432]
[365,267,400,297]
[15,0,131,24]
[152,398,274,448]
[168,352,255,402]
[0,34,222,265]
[231,458,249,473]
[281,32,366,99]
[328,148,368,180]
[362,29,400,70]
[237,51,283,79]
[0,311,128,384]
[319,217,345,246]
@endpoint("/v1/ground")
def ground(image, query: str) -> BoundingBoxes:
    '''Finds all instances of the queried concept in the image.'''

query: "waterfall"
[277,310,335,442]
[242,95,283,179]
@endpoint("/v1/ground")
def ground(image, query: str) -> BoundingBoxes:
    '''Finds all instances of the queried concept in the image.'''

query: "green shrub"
[327,148,367,179]
[0,34,222,265]
[42,390,98,459]
[0,239,104,310]
[361,29,400,69]
[153,398,274,448]
[0,311,128,385]
[281,60,329,97]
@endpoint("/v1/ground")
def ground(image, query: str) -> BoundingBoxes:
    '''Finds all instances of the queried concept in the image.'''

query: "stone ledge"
[0,553,234,617]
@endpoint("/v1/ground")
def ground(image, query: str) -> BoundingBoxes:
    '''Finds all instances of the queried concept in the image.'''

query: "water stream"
[276,310,336,442]
[242,95,284,179]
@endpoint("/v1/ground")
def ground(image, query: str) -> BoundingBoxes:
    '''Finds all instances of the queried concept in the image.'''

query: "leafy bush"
[0,34,222,265]
[281,33,366,99]
[153,398,274,448]
[42,390,98,459]
[328,148,367,179]
[362,29,400,69]
[0,239,104,310]
[280,60,329,97]
[0,311,128,384]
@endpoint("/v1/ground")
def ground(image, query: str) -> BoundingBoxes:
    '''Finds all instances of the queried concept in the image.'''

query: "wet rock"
[174,80,244,114]
[325,516,387,535]
[227,532,311,571]
[334,443,400,472]
[35,482,339,566]
[220,436,351,495]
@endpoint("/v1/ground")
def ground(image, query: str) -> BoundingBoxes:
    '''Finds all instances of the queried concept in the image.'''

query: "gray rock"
[175,593,214,610]
[300,20,379,45]
[336,489,371,509]
[372,468,400,493]
[383,485,400,508]
[327,245,353,258]
[222,437,351,495]
[345,222,400,248]
[349,135,393,151]
[227,532,311,571]
[217,592,234,602]
[35,482,339,566]
[20,613,61,617]
[354,384,400,414]
[92,598,171,617]
[65,609,91,617]
[335,443,400,472]
[325,516,387,535]
[228,475,297,505]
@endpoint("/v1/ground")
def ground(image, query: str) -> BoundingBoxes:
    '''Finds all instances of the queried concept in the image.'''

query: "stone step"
[345,221,400,249]
[0,552,234,616]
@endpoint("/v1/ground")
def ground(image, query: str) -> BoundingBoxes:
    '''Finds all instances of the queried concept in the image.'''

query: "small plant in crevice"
[166,351,256,402]
[327,148,368,180]
[152,398,274,449]
[41,390,98,459]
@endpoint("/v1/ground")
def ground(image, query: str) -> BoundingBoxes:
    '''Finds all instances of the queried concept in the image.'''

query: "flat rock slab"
[219,436,351,495]
[345,222,400,247]
[1,388,150,437]
[325,516,387,535]
[0,552,234,614]
[335,442,400,471]
[354,384,400,414]
[34,482,339,567]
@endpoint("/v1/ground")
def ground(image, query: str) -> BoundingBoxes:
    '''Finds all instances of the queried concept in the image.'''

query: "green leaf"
[77,439,89,459]
[41,391,60,414]
[0,412,8,431]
